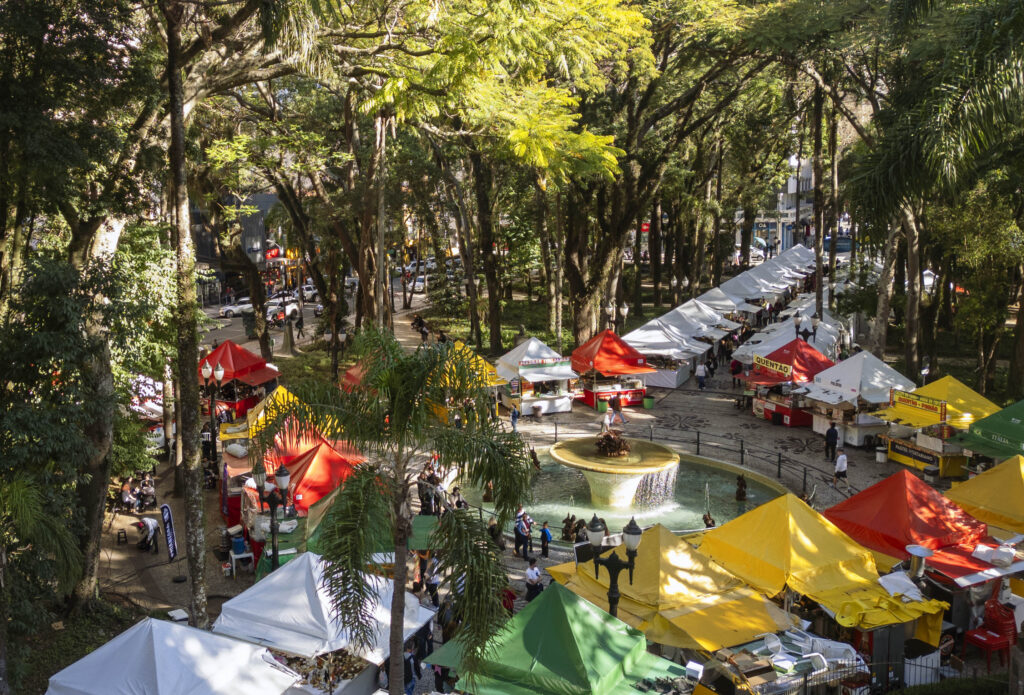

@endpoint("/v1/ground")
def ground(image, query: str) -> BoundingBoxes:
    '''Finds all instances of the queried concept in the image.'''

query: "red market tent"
[743,339,833,386]
[341,362,368,392]
[825,470,987,561]
[824,470,1024,586]
[571,330,657,377]
[199,340,279,385]
[278,438,363,514]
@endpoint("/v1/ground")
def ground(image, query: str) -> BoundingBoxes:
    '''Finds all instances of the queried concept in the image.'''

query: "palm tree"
[0,474,83,695]
[253,329,532,695]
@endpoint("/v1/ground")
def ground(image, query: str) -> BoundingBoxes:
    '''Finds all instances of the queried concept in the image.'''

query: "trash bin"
[875,446,889,464]
[643,396,655,409]
[531,404,543,418]
[923,465,940,484]
[771,412,784,426]
[597,399,608,413]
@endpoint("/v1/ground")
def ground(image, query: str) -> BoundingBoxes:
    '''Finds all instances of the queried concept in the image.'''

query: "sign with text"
[754,354,793,378]
[889,389,947,421]
[160,504,178,563]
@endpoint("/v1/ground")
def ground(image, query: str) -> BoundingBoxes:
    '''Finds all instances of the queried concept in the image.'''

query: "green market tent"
[955,398,1024,460]
[304,489,438,554]
[426,582,687,695]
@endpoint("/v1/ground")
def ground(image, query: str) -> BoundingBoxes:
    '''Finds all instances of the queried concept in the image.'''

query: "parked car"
[219,297,253,318]
[412,275,427,293]
[265,299,299,324]
[298,284,318,301]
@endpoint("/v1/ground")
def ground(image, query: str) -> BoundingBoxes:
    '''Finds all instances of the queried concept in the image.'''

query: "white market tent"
[696,287,761,314]
[623,319,709,360]
[495,337,577,383]
[721,271,783,303]
[757,257,807,282]
[797,351,915,407]
[213,553,434,663]
[47,618,300,695]
[680,299,741,331]
[732,323,839,362]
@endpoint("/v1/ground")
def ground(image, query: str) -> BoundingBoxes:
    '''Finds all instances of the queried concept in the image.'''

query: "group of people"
[824,421,849,490]
[599,393,629,431]
[416,458,469,516]
[120,474,156,513]
[411,314,449,345]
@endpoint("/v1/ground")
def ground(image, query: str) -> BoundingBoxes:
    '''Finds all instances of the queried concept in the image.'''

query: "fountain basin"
[549,438,680,508]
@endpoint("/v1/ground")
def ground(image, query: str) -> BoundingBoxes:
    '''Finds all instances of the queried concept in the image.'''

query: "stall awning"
[799,352,915,407]
[953,397,1024,459]
[198,340,268,383]
[496,338,576,382]
[743,339,834,386]
[870,375,999,430]
[520,364,578,382]
[235,364,280,386]
[571,330,656,377]
[947,456,1024,534]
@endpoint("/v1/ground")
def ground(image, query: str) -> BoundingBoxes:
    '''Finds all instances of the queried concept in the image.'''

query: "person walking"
[705,357,717,385]
[540,521,552,558]
[510,403,520,433]
[824,422,839,462]
[694,362,707,391]
[514,513,530,560]
[295,312,305,339]
[833,449,849,490]
[424,555,441,608]
[609,394,628,425]
[601,405,615,432]
[402,642,421,695]
[730,358,743,388]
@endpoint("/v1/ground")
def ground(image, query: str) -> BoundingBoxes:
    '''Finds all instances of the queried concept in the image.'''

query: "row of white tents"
[622,245,834,385]
[47,553,434,695]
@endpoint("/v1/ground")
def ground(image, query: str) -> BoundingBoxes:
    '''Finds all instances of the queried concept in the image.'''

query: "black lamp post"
[793,314,819,343]
[201,361,225,464]
[587,515,643,618]
[252,463,291,571]
[605,301,616,332]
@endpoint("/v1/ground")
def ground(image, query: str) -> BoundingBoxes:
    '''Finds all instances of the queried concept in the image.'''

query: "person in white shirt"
[525,558,543,602]
[694,363,707,391]
[135,517,160,553]
[833,449,849,489]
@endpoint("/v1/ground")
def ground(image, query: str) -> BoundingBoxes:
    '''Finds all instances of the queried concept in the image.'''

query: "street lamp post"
[587,515,643,618]
[619,304,630,333]
[201,361,225,465]
[252,463,291,571]
[605,301,616,332]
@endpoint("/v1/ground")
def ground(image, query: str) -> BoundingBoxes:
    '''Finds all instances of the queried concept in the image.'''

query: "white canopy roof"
[696,287,761,314]
[623,319,709,359]
[680,299,741,331]
[720,272,783,302]
[756,257,807,281]
[796,351,915,405]
[784,244,816,264]
[213,553,434,662]
[732,324,838,363]
[495,337,577,382]
[47,618,300,695]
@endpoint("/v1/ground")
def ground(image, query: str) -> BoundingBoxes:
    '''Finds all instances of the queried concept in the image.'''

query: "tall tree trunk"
[693,178,713,295]
[650,198,663,306]
[470,151,501,353]
[662,211,676,304]
[740,203,756,269]
[386,454,411,695]
[868,224,899,358]
[902,207,923,382]
[162,0,207,628]
[374,113,388,329]
[812,87,825,317]
[711,149,725,286]
[827,109,839,289]
[536,182,557,334]
[794,122,805,250]
[631,217,643,319]
[242,252,272,360]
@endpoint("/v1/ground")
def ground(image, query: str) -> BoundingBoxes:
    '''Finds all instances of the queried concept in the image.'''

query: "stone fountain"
[548,433,681,508]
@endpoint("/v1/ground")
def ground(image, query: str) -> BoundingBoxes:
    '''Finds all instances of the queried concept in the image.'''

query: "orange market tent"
[698,494,947,641]
[278,438,362,513]
[547,525,792,650]
[743,339,834,387]
[571,330,656,377]
[947,456,1024,534]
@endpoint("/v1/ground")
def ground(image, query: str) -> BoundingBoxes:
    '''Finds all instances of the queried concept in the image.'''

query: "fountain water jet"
[548,435,680,508]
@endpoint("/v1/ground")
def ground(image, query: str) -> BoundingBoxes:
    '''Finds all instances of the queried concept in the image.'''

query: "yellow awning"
[698,495,946,638]
[871,375,999,430]
[448,341,506,388]
[547,525,792,651]
[219,386,298,441]
[947,456,1024,534]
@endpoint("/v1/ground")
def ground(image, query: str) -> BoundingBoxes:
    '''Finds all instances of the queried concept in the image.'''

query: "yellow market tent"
[450,341,506,388]
[871,375,999,430]
[220,386,298,441]
[947,456,1024,534]
[546,525,792,651]
[698,495,947,641]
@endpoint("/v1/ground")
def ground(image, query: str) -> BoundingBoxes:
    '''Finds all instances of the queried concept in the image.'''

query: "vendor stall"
[871,376,999,478]
[214,553,434,695]
[947,456,1024,534]
[696,287,762,317]
[570,329,656,408]
[955,398,1024,462]
[622,319,709,388]
[743,339,834,427]
[199,340,280,419]
[797,351,915,446]
[495,337,577,415]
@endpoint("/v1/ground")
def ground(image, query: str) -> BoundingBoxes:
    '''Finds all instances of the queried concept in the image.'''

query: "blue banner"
[160,503,178,563]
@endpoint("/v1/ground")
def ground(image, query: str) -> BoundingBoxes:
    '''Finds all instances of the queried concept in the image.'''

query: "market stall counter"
[496,337,578,415]
[742,339,834,428]
[571,329,656,409]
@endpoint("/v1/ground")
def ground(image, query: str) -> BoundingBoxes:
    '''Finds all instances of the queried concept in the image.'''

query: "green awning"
[427,583,686,695]
[954,398,1024,461]
[955,431,1020,460]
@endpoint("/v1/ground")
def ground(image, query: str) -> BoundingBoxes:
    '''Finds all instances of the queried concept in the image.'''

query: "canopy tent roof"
[955,398,1024,460]
[747,261,802,287]
[784,244,816,265]
[743,339,834,386]
[720,271,780,302]
[547,525,791,650]
[824,470,988,562]
[679,300,741,331]
[732,324,838,363]
[223,421,328,478]
[220,386,299,441]
[947,456,1024,534]
[199,340,279,385]
[696,287,761,314]
[213,553,434,662]
[798,352,916,406]
[572,330,657,377]
[426,582,686,695]
[871,375,999,430]
[277,438,361,514]
[622,319,709,360]
[698,495,947,632]
[496,337,578,382]
[657,306,722,339]
[47,618,299,695]
[449,341,506,387]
